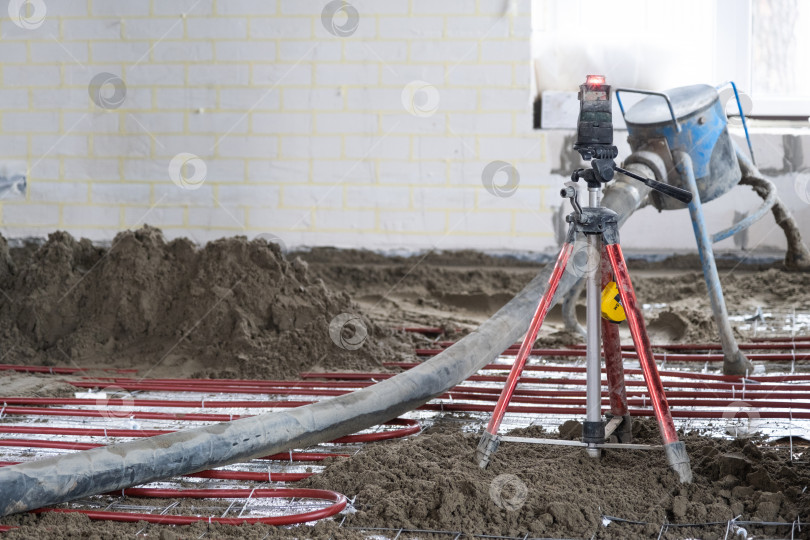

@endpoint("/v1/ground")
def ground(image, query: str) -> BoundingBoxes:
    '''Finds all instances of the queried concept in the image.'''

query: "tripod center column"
[583,186,605,458]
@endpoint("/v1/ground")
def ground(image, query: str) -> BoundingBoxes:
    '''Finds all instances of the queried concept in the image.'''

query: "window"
[748,0,810,116]
[532,0,810,121]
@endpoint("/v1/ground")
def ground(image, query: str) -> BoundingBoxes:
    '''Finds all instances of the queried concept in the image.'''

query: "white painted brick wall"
[62,205,120,227]
[29,159,60,179]
[188,207,246,228]
[448,212,513,234]
[153,184,214,206]
[248,208,311,229]
[312,160,375,184]
[92,183,150,204]
[281,136,342,159]
[316,209,375,230]
[344,186,410,209]
[378,17,444,39]
[217,185,280,206]
[65,158,119,180]
[4,112,58,132]
[152,0,214,16]
[29,182,88,204]
[343,136,410,160]
[123,19,185,40]
[152,41,214,63]
[283,185,341,209]
[1,0,800,254]
[3,204,61,226]
[216,136,278,158]
[379,210,445,233]
[378,161,446,185]
[0,89,29,109]
[32,136,88,157]
[124,207,184,227]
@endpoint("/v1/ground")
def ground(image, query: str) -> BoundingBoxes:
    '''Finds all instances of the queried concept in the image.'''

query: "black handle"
[614,165,693,204]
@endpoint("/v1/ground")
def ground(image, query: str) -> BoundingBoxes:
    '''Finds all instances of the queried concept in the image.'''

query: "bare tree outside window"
[752,0,809,98]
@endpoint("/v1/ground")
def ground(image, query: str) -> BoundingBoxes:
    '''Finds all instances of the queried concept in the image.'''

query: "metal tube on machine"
[583,187,603,458]
[674,151,751,376]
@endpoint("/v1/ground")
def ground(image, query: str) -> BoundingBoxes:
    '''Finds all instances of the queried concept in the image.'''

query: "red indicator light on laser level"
[586,75,605,86]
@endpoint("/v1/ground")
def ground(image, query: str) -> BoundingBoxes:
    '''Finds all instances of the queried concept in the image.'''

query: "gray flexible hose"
[0,167,653,517]
[735,146,810,271]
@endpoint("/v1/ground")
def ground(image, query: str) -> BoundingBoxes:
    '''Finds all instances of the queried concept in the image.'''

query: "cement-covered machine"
[561,82,810,375]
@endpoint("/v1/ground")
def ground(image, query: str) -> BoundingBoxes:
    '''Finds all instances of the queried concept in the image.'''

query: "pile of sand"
[0,227,403,379]
[305,420,808,539]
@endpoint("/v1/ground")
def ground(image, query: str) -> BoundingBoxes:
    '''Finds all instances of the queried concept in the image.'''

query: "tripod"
[475,163,694,484]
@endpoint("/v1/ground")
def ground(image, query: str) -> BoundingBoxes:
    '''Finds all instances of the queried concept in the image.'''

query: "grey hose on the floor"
[0,167,653,517]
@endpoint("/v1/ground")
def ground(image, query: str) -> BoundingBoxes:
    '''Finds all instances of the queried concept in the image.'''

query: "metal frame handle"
[614,88,682,133]
[716,80,756,167]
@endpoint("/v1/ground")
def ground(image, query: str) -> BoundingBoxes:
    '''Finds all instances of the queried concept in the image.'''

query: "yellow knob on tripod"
[600,281,626,323]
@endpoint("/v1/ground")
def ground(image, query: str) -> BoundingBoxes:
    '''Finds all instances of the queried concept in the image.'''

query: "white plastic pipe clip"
[237,488,256,518]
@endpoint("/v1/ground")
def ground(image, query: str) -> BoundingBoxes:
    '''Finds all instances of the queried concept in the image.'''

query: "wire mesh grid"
[729,307,810,341]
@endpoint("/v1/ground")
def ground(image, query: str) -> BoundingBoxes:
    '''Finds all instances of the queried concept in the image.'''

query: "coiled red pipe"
[0,461,314,482]
[31,488,347,526]
[0,411,420,442]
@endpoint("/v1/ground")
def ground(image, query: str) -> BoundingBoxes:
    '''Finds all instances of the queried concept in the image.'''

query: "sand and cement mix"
[0,227,406,381]
[0,228,809,538]
[305,420,809,539]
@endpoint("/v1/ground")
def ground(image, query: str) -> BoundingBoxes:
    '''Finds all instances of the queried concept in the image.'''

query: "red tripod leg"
[475,242,574,468]
[605,243,692,483]
[600,246,630,441]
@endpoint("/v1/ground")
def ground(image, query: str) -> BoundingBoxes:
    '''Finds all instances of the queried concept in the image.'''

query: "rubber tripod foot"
[475,432,500,469]
[664,441,693,484]
[723,349,753,376]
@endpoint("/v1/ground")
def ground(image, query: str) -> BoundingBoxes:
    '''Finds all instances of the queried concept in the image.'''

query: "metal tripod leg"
[604,239,693,483]
[475,228,575,469]
[674,150,751,376]
[600,245,631,443]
